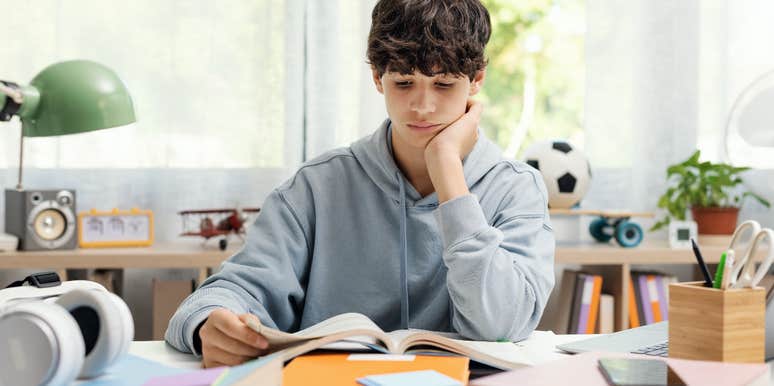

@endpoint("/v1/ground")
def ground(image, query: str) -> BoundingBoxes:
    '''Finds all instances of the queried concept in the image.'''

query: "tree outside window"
[480,0,585,158]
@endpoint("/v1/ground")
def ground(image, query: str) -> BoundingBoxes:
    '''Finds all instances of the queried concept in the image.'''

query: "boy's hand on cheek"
[424,99,482,203]
[424,99,482,162]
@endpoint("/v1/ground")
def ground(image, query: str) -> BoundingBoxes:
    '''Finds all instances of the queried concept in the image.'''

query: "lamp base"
[4,189,77,250]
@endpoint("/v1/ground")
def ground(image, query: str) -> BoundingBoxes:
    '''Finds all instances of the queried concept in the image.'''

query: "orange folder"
[283,353,470,386]
[647,275,663,322]
[585,275,603,334]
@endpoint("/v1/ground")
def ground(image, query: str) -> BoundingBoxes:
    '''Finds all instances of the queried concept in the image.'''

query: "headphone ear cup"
[0,301,85,386]
[104,292,134,366]
[55,290,132,379]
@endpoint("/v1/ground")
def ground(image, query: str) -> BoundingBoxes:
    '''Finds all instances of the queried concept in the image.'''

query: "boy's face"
[373,68,485,150]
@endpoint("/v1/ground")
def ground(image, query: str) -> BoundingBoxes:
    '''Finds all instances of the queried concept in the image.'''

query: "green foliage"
[650,150,771,231]
[479,0,585,154]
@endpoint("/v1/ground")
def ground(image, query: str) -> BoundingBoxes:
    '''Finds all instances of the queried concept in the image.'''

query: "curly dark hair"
[367,0,491,81]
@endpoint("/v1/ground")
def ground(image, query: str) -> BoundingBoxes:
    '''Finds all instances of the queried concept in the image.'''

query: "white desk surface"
[128,333,596,370]
[129,334,774,384]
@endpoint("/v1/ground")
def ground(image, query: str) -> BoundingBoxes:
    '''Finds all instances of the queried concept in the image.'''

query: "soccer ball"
[523,140,591,209]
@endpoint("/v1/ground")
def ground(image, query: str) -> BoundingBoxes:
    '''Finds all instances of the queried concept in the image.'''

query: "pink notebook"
[470,351,769,386]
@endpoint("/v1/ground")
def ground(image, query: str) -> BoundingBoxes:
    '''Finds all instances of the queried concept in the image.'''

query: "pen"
[720,250,734,290]
[691,238,714,288]
[713,251,727,289]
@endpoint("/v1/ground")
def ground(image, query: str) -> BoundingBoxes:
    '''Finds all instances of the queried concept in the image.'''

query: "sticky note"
[356,369,461,386]
[142,366,227,386]
[347,354,416,361]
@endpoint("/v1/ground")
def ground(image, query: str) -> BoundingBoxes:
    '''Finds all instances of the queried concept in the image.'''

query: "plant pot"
[691,206,740,235]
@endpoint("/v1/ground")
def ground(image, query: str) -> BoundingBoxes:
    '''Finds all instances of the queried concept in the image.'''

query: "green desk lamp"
[1,60,136,190]
[1,60,135,250]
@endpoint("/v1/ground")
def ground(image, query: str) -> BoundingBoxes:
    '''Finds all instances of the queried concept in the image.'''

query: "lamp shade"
[17,60,136,137]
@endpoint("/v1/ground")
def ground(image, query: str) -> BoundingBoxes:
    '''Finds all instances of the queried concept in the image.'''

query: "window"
[0,1,303,169]
[479,0,585,158]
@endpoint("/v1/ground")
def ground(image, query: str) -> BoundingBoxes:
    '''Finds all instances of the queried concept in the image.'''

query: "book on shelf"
[564,271,603,334]
[573,273,602,334]
[628,279,640,328]
[629,271,677,327]
[246,312,535,370]
[597,294,614,334]
[552,269,579,334]
[567,272,584,333]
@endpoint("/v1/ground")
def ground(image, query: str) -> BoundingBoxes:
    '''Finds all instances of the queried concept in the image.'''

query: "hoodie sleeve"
[164,189,310,355]
[433,167,555,342]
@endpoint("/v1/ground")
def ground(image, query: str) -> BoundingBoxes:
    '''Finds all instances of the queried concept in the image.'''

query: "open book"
[247,312,551,370]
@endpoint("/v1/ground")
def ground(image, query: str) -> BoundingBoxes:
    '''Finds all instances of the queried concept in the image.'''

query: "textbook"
[246,313,536,370]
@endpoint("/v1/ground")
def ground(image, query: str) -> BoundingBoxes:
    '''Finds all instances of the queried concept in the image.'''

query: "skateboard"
[550,209,655,248]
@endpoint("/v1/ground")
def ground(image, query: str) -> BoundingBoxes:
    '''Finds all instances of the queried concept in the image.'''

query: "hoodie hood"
[351,119,505,206]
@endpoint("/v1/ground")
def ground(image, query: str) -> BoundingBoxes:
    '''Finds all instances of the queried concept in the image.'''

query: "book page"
[247,313,386,348]
[385,329,462,350]
[392,329,557,370]
[269,329,396,363]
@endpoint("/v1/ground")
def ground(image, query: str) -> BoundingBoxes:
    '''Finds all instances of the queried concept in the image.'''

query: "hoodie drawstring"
[396,172,410,329]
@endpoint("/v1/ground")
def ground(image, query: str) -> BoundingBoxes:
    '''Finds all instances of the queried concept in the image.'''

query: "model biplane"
[179,208,260,250]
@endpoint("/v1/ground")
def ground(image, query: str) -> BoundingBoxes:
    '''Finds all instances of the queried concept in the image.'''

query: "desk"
[127,336,774,384]
[126,334,599,369]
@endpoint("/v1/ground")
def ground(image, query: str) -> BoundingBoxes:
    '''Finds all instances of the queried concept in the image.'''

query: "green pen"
[713,252,727,289]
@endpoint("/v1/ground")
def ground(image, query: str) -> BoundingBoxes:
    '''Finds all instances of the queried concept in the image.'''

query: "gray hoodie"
[165,120,555,354]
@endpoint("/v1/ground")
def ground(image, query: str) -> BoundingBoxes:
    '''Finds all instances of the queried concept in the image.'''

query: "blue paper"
[212,353,282,386]
[356,370,462,386]
[75,355,189,386]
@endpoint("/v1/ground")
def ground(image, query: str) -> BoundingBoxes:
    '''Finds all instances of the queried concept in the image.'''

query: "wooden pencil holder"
[668,281,765,363]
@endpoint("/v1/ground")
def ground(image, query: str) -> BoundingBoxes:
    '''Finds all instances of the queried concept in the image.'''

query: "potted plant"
[651,150,770,234]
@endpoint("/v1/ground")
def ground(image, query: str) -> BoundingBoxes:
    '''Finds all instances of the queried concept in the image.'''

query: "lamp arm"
[16,126,24,191]
[0,82,23,104]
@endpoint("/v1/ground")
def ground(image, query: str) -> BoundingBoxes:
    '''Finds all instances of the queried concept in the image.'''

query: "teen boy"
[167,0,555,368]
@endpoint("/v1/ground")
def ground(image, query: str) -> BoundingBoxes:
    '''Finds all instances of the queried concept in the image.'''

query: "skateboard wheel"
[615,221,643,248]
[589,218,613,243]
[219,239,228,250]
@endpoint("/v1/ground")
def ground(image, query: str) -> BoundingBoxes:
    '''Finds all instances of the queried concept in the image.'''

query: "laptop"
[557,321,669,357]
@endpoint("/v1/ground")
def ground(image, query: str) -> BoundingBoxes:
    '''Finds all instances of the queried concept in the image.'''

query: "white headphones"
[0,272,134,386]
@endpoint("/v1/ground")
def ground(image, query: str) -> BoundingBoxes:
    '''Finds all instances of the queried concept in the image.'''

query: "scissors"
[727,220,774,288]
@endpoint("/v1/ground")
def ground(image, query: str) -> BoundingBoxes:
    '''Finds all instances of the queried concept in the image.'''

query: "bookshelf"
[0,243,230,284]
[554,240,770,332]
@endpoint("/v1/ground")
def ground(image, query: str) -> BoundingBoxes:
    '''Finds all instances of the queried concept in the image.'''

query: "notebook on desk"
[282,353,469,386]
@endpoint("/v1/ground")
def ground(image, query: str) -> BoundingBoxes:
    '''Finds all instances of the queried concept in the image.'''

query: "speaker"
[4,189,77,250]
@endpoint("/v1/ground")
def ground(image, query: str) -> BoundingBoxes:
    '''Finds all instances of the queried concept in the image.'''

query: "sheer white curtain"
[583,0,774,232]
[304,0,386,159]
[0,0,387,339]
[0,0,308,339]
[698,1,774,227]
[0,0,306,242]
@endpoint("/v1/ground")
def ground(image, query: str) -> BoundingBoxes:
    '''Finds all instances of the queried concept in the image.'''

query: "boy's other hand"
[425,99,482,161]
[199,308,270,368]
